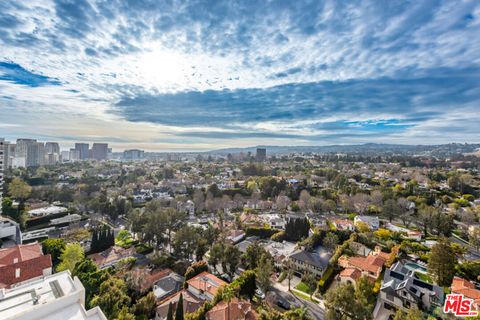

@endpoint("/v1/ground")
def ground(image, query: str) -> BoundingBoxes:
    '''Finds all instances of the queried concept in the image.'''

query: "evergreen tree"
[166,302,174,320]
[175,294,184,320]
[428,239,456,287]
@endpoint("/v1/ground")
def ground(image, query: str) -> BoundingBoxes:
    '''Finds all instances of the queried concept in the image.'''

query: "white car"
[255,289,265,299]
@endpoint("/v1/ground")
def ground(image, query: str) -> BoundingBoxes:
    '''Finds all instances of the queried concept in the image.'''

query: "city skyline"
[1,1,480,151]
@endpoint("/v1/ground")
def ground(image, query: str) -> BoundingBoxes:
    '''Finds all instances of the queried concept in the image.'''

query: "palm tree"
[222,285,237,320]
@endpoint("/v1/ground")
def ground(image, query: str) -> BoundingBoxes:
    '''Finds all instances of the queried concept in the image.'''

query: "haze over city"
[1,0,479,151]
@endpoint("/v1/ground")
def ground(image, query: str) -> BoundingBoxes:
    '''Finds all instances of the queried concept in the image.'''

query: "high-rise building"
[92,143,108,160]
[70,149,80,161]
[256,148,266,161]
[5,143,15,169]
[74,143,89,160]
[15,138,42,167]
[60,150,70,162]
[123,149,145,161]
[45,142,60,165]
[45,142,60,154]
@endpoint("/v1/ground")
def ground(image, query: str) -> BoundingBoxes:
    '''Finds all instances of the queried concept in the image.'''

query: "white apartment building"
[0,271,107,320]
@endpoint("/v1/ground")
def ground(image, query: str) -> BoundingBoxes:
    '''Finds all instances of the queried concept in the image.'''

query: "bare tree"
[298,190,311,212]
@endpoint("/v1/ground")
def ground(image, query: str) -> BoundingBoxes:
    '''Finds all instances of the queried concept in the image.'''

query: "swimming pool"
[405,262,428,273]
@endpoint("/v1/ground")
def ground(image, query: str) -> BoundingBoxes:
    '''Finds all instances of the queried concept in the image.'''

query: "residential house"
[155,290,204,320]
[451,277,480,311]
[354,215,380,230]
[0,243,52,288]
[226,230,246,244]
[152,271,184,301]
[206,298,258,320]
[186,271,227,301]
[88,246,135,269]
[338,251,386,284]
[332,219,354,231]
[373,261,444,319]
[155,272,227,319]
[288,247,331,278]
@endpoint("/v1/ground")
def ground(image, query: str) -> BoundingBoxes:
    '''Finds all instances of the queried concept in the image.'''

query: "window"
[15,268,20,278]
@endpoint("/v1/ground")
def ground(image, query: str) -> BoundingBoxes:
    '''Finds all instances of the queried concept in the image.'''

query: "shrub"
[317,266,336,294]
[245,226,279,238]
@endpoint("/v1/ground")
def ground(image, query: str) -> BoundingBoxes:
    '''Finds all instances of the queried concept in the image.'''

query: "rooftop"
[0,271,106,320]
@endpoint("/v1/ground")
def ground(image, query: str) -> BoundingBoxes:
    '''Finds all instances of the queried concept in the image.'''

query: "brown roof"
[0,243,44,266]
[339,268,362,281]
[88,246,134,267]
[451,277,480,309]
[187,272,227,297]
[206,298,258,320]
[0,243,52,288]
[347,255,385,274]
[129,268,173,293]
[156,290,205,318]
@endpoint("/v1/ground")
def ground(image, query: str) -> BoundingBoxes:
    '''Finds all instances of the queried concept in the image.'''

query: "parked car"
[276,297,291,310]
[255,289,265,299]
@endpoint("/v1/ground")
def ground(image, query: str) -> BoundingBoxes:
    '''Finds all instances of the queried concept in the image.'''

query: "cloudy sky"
[1,0,479,151]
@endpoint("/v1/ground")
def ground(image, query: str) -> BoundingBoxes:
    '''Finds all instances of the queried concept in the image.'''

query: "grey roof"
[153,273,184,300]
[381,261,444,304]
[289,249,331,269]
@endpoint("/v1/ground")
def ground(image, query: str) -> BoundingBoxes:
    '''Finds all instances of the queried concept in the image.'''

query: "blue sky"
[0,0,479,151]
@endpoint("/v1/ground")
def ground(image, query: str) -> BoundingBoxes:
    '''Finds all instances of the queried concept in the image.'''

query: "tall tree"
[8,177,32,201]
[256,255,274,294]
[175,293,184,320]
[301,271,317,299]
[324,283,371,320]
[91,277,131,319]
[41,238,66,266]
[208,243,224,273]
[56,243,85,272]
[428,239,456,287]
[166,302,174,320]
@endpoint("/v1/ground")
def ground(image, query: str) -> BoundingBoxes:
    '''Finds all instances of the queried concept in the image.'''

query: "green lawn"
[295,281,314,294]
[415,271,433,284]
[292,289,313,301]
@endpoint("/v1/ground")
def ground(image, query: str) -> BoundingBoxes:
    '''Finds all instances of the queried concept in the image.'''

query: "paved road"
[272,282,325,320]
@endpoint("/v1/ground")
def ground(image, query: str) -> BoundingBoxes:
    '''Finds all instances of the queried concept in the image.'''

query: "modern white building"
[354,215,380,230]
[0,217,22,246]
[0,271,107,320]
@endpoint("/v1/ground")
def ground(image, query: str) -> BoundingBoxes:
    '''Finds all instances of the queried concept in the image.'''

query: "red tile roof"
[346,255,386,275]
[0,242,44,266]
[0,243,52,288]
[187,272,227,297]
[339,268,362,281]
[451,277,480,309]
[206,298,258,320]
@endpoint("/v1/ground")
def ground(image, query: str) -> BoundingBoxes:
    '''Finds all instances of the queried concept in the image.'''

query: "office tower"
[45,142,60,165]
[35,142,45,166]
[92,143,108,160]
[15,138,37,167]
[74,143,89,160]
[5,143,15,169]
[256,148,267,161]
[60,150,70,162]
[45,142,60,154]
[123,149,144,161]
[69,149,80,161]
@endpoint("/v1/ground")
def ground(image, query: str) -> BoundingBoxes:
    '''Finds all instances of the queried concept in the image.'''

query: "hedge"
[317,265,336,294]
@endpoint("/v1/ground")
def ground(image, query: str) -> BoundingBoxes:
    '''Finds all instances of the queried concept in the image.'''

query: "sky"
[0,0,479,151]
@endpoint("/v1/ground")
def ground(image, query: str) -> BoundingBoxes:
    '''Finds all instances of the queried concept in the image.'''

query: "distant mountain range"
[208,143,480,156]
